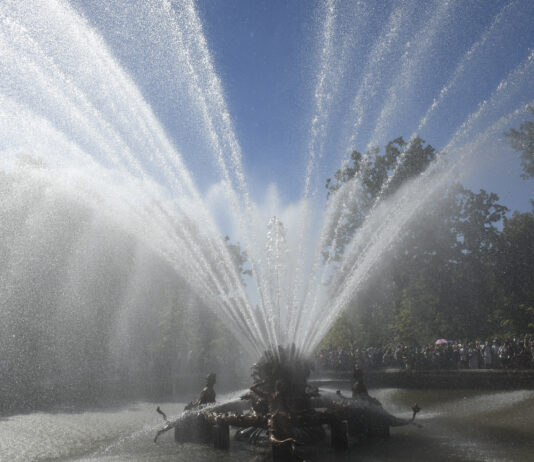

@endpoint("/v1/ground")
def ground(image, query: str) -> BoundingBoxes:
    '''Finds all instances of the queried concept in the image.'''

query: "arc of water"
[105,1,267,350]
[416,0,517,134]
[342,3,411,160]
[0,0,270,354]
[293,174,366,352]
[288,2,374,346]
[290,3,419,348]
[442,49,534,153]
[296,4,534,352]
[0,17,155,187]
[150,202,266,354]
[328,67,534,319]
[129,1,271,351]
[302,0,337,199]
[337,3,533,252]
[287,0,345,347]
[265,217,290,345]
[165,0,282,353]
[3,0,532,358]
[318,0,454,255]
[365,1,522,215]
[303,101,534,353]
[365,0,454,151]
[1,110,264,354]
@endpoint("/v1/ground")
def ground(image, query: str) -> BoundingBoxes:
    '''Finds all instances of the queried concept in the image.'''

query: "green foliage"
[224,235,252,280]
[326,137,436,200]
[322,135,534,349]
[324,137,437,259]
[506,106,534,179]
[321,312,358,351]
[494,211,534,335]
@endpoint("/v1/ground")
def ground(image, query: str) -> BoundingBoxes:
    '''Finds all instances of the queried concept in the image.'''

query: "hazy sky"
[2,0,534,352]
[193,0,534,211]
[42,0,534,213]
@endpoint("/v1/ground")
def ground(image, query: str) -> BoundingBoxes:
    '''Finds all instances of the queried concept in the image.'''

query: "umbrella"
[435,338,448,345]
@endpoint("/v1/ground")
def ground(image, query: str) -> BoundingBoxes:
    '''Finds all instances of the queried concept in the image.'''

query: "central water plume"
[1,0,533,372]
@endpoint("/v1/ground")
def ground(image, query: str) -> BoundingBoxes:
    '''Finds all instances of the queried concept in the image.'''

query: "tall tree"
[506,106,534,179]
[323,137,510,346]
[324,137,437,259]
[494,210,534,334]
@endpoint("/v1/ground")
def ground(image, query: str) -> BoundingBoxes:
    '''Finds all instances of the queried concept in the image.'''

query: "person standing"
[468,343,480,369]
[483,341,493,368]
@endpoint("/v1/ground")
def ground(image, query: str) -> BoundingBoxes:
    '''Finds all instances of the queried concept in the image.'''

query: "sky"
[192,0,534,212]
[4,0,534,214]
[1,0,534,352]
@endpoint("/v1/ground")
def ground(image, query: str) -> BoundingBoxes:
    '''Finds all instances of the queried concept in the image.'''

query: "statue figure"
[154,347,421,456]
[352,366,368,398]
[184,372,216,410]
[250,378,289,413]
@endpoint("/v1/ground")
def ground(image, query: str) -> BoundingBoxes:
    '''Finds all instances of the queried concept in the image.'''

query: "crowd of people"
[318,336,534,370]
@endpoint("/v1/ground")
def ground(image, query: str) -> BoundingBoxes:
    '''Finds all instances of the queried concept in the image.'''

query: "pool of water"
[2,387,534,461]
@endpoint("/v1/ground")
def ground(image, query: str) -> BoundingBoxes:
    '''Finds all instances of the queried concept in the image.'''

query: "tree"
[325,137,437,259]
[322,137,511,347]
[506,106,534,179]
[494,210,534,334]
[224,236,252,282]
[320,312,358,352]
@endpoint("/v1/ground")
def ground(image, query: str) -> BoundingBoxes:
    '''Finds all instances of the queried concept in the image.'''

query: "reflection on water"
[1,388,534,461]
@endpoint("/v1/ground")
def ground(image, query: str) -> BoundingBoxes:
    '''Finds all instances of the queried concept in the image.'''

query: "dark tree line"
[323,112,534,348]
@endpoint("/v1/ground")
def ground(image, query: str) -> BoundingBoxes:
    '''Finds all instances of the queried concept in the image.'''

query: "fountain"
[153,346,420,460]
[1,0,534,460]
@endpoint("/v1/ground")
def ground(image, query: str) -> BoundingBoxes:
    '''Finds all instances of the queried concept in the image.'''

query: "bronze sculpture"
[154,346,420,460]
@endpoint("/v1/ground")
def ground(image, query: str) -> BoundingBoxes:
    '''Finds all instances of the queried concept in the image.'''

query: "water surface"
[2,388,534,461]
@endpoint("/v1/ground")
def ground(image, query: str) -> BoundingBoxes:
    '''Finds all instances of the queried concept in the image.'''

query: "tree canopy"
[506,106,534,179]
[324,137,438,260]
[322,134,534,348]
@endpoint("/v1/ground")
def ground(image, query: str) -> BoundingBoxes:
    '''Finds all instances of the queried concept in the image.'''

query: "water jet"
[1,1,534,460]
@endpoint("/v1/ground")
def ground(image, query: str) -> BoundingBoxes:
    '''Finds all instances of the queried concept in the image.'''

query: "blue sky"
[193,0,534,211]
[195,0,317,188]
[2,0,534,351]
[72,0,534,213]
